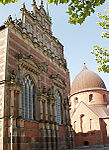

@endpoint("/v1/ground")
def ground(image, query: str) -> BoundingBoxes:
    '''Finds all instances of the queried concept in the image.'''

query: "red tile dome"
[71,65,106,94]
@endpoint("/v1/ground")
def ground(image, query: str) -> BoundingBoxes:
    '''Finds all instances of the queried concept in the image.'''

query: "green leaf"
[48,0,106,25]
[0,0,19,4]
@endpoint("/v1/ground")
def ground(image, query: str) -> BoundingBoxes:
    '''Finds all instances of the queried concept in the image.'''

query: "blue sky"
[0,0,108,90]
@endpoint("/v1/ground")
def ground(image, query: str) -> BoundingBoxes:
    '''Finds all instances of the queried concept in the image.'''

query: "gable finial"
[41,0,44,7]
[23,3,26,9]
[32,0,37,14]
[46,2,50,20]
[33,0,35,3]
[33,0,36,5]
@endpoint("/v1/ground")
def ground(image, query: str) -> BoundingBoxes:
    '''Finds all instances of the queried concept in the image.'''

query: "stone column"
[18,119,25,150]
[56,124,59,149]
[46,123,51,149]
[43,124,47,149]
[66,105,70,124]
[45,100,48,120]
[50,102,53,121]
[33,25,37,43]
[10,88,14,115]
[65,106,68,124]
[22,12,26,33]
[40,123,47,149]
[63,105,66,125]
[52,124,56,149]
[17,91,22,117]
[39,100,43,120]
[53,103,56,122]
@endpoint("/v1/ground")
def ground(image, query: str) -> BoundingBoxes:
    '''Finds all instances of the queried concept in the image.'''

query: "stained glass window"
[21,75,35,120]
[55,91,62,125]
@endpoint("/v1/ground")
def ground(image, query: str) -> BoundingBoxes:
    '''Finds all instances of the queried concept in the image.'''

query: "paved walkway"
[66,147,109,150]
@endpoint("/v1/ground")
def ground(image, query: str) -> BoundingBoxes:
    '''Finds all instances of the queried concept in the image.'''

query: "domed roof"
[71,65,106,94]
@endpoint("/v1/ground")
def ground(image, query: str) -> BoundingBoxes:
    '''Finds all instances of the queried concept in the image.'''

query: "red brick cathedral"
[0,1,73,150]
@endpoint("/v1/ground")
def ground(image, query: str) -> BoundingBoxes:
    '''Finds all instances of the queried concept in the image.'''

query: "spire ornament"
[40,0,44,7]
[23,3,26,9]
[46,2,50,20]
[33,0,36,4]
[32,0,37,15]
[83,63,88,70]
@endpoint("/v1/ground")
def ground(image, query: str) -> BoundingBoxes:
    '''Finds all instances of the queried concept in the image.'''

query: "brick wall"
[0,2,73,149]
[1,25,72,149]
[0,28,8,150]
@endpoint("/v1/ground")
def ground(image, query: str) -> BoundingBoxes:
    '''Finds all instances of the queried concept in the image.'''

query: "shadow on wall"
[74,130,103,148]
[74,119,109,148]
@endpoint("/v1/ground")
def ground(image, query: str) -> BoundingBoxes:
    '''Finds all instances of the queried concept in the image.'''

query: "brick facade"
[70,65,109,148]
[0,1,73,150]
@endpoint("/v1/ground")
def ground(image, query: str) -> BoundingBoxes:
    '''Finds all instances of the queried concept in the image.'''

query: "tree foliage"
[48,0,105,24]
[0,0,19,5]
[91,9,109,73]
[0,0,105,24]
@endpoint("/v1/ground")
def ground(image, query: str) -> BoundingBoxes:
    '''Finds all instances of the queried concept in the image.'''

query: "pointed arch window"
[90,119,92,131]
[55,90,62,125]
[80,114,85,132]
[21,75,35,120]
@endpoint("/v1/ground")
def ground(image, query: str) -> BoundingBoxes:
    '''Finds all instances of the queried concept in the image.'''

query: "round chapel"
[70,65,109,148]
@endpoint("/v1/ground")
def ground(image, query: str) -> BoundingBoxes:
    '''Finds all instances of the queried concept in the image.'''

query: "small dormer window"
[89,94,93,102]
[103,94,107,102]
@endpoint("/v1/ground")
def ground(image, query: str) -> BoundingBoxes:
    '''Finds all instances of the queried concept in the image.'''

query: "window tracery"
[55,90,62,125]
[21,75,35,120]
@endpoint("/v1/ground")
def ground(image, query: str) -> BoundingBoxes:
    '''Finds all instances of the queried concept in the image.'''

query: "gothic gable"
[19,56,41,75]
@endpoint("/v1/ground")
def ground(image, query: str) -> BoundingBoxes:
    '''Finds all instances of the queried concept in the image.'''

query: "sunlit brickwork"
[0,1,73,150]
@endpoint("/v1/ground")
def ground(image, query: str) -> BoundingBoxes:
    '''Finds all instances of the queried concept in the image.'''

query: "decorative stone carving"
[9,70,16,81]
[41,62,48,72]
[42,86,47,94]
[23,3,26,9]
[49,73,59,79]
[47,88,52,96]
[16,65,21,83]
[15,52,23,59]
[8,15,12,23]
